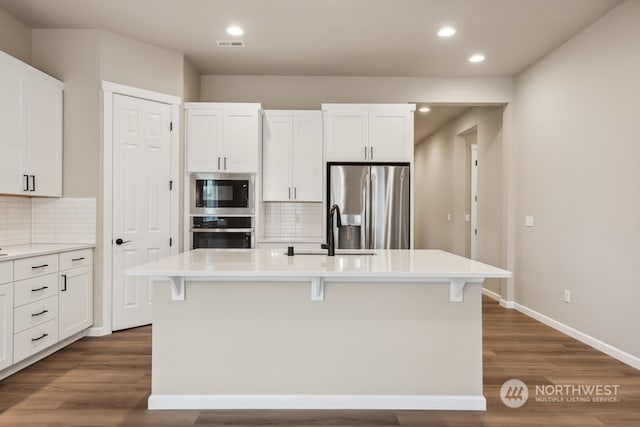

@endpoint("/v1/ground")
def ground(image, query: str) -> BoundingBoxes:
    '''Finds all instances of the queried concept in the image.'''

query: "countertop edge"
[0,243,96,262]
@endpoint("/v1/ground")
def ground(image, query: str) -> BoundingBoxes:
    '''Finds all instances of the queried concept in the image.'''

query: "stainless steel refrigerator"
[327,163,410,249]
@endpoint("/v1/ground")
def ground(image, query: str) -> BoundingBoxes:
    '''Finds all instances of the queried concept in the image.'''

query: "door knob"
[115,238,131,245]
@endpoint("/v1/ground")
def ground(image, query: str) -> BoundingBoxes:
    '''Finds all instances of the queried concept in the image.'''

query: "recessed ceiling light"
[226,25,244,36]
[468,54,485,63]
[419,107,431,113]
[437,26,456,38]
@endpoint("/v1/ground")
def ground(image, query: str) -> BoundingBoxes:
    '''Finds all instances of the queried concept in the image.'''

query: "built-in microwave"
[190,173,255,215]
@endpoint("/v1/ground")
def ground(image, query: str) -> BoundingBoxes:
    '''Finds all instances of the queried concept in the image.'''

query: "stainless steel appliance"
[327,163,410,249]
[190,216,254,249]
[190,173,255,215]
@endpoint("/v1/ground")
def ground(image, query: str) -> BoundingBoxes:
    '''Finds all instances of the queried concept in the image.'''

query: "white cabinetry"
[0,248,93,374]
[263,111,323,202]
[0,262,13,371]
[58,250,93,340]
[323,104,415,162]
[186,103,261,173]
[0,50,63,197]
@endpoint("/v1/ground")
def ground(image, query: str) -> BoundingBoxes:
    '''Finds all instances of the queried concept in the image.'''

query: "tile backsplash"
[0,196,96,247]
[32,198,96,244]
[0,196,32,246]
[263,202,323,238]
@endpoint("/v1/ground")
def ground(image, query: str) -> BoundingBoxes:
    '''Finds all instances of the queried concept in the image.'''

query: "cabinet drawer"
[14,318,58,363]
[14,295,59,334]
[59,249,92,271]
[14,254,58,281]
[0,261,12,284]
[14,273,59,307]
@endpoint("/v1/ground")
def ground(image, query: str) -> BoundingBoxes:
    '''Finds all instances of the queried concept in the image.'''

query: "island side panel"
[151,280,482,397]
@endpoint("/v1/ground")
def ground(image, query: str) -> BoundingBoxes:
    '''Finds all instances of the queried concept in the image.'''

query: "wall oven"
[190,173,255,215]
[190,216,254,249]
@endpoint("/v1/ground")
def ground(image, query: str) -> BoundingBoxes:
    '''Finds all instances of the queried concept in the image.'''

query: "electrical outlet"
[564,290,571,304]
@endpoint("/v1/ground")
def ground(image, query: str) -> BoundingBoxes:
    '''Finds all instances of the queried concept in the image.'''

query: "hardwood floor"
[1,296,638,426]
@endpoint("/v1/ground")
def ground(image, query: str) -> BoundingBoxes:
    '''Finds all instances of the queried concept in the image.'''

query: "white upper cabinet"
[0,51,63,197]
[262,111,323,202]
[323,104,415,163]
[185,103,261,173]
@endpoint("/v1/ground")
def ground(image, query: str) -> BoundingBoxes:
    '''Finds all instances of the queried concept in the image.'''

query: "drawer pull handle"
[31,264,49,269]
[31,333,49,342]
[31,286,49,292]
[31,309,49,317]
[71,257,85,261]
[61,274,67,292]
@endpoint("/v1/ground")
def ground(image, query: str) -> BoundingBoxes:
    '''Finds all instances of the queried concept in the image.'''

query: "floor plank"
[0,296,638,426]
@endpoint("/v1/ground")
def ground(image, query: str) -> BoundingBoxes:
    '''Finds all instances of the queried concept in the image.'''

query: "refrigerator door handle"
[369,170,377,249]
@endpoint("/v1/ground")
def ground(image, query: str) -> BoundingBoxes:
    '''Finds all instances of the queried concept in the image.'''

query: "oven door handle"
[190,228,254,233]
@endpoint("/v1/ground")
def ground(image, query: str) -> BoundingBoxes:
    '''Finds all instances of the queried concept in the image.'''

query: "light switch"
[525,216,535,227]
[447,214,452,221]
[465,214,470,222]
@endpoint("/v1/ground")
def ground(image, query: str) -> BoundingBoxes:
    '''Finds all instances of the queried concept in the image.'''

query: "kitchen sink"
[285,249,376,256]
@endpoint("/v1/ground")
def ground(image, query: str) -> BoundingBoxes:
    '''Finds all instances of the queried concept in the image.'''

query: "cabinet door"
[0,283,13,370]
[222,109,260,173]
[324,109,369,162]
[262,113,293,201]
[368,109,413,162]
[26,77,63,197]
[293,113,323,201]
[59,265,93,340]
[0,57,27,195]
[186,109,223,172]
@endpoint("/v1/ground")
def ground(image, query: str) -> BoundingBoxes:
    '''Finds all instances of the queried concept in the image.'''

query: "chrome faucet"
[326,204,342,256]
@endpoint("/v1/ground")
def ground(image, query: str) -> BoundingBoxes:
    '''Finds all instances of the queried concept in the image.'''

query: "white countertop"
[0,243,95,262]
[127,248,511,280]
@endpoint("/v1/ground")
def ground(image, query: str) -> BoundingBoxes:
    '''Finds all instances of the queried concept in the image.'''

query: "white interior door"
[112,94,171,331]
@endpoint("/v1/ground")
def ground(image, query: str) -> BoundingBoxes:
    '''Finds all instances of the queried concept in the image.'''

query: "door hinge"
[169,122,173,131]
[475,229,478,236]
[169,237,173,247]
[474,195,478,202]
[169,180,174,190]
[475,160,478,166]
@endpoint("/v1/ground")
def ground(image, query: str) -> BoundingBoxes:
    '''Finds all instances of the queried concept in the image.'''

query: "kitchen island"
[127,248,511,411]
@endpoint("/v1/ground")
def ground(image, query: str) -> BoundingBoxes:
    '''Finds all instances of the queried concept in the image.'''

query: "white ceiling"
[0,0,623,77]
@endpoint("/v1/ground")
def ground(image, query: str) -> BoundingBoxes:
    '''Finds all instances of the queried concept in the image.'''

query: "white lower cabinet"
[59,264,93,340]
[0,248,93,375]
[14,318,58,363]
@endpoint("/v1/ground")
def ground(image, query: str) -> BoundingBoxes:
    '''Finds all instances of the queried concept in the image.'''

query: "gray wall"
[414,107,504,294]
[30,28,197,330]
[514,0,640,358]
[0,7,30,63]
[200,75,514,108]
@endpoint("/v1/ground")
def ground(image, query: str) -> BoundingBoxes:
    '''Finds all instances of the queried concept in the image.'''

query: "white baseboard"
[85,326,112,337]
[481,287,501,301]
[148,394,486,411]
[513,302,640,370]
[499,298,515,309]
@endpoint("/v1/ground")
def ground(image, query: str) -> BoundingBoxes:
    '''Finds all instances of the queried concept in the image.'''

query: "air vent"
[216,40,246,48]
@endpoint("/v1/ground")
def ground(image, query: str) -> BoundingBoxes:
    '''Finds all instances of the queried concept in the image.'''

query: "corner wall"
[0,7,30,63]
[31,29,195,332]
[514,0,640,359]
